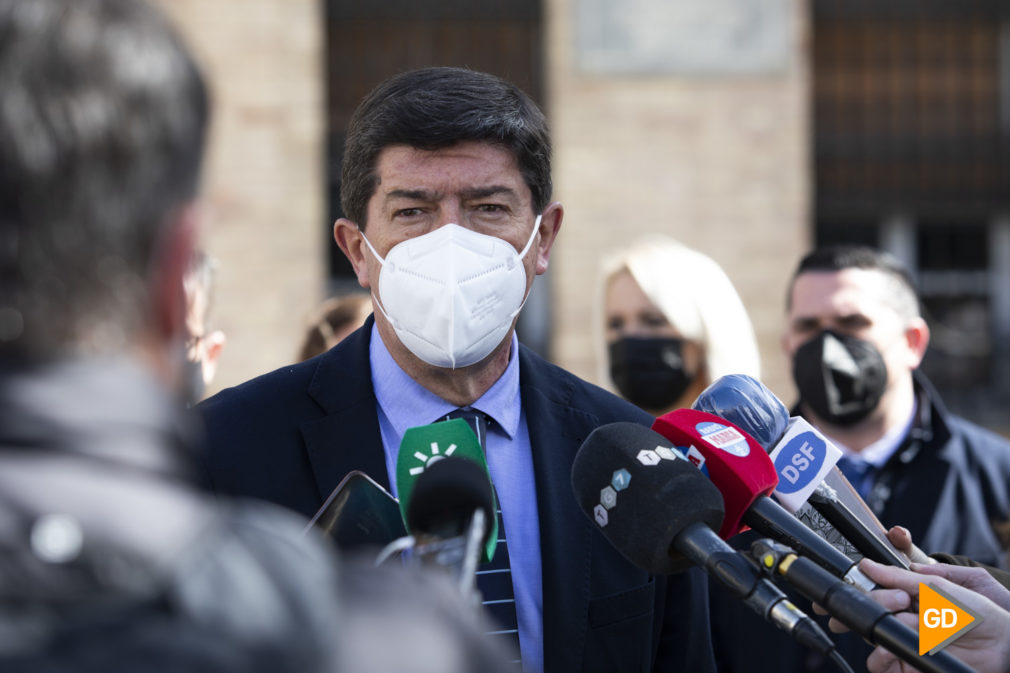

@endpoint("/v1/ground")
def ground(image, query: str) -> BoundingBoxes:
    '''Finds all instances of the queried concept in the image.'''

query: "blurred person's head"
[297,293,371,361]
[0,0,208,391]
[183,250,226,403]
[337,555,520,673]
[783,245,929,439]
[598,234,761,415]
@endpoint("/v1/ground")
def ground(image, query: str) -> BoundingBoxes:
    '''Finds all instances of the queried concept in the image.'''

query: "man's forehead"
[790,268,895,315]
[374,142,521,182]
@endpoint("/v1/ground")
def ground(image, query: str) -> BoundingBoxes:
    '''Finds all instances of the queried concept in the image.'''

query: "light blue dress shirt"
[370,324,544,673]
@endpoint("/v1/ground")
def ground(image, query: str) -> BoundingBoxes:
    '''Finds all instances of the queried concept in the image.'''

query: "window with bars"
[813,0,1010,433]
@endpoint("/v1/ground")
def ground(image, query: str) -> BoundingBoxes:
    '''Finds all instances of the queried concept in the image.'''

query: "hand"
[909,561,1010,612]
[858,558,1010,673]
[885,526,934,565]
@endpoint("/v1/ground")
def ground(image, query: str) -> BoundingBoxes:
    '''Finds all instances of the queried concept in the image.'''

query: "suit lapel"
[300,316,391,499]
[520,346,599,673]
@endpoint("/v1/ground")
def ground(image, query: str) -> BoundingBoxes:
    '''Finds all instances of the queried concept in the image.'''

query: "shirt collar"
[369,323,521,440]
[828,399,918,469]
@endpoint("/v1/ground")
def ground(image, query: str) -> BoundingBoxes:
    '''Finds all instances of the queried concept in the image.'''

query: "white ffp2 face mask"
[360,216,542,369]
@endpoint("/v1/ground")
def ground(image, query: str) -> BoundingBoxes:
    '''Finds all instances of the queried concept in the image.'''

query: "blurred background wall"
[156,0,1010,434]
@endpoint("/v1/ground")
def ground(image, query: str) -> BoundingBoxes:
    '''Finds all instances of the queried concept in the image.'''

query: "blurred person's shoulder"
[0,459,340,672]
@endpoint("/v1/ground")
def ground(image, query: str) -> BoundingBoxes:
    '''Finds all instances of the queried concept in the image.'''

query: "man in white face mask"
[199,66,717,673]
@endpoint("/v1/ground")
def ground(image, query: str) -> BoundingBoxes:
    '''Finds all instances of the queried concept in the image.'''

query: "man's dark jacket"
[709,372,1010,673]
[198,317,716,673]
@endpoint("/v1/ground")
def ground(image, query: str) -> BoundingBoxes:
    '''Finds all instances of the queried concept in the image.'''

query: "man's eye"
[476,204,507,214]
[838,315,871,330]
[394,208,424,218]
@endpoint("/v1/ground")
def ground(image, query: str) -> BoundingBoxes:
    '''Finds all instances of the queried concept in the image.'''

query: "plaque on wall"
[574,0,792,75]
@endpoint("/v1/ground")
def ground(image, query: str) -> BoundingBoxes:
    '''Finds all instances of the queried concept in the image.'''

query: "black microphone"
[571,422,839,657]
[752,539,976,673]
[403,456,495,598]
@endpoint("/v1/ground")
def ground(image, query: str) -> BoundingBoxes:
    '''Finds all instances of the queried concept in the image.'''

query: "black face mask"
[792,330,887,427]
[609,336,696,412]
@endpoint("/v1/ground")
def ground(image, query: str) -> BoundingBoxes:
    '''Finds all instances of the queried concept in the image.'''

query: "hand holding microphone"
[752,540,977,673]
[813,558,1010,673]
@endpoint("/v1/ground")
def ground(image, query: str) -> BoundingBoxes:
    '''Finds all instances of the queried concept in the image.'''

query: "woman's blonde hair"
[596,234,761,389]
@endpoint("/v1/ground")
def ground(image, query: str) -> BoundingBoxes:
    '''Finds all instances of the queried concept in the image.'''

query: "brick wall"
[545,0,811,402]
[155,0,326,395]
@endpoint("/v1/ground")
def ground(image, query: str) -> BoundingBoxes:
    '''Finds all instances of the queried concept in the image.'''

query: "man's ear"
[202,329,227,384]
[534,202,563,275]
[334,218,371,288]
[904,317,931,369]
[150,203,198,341]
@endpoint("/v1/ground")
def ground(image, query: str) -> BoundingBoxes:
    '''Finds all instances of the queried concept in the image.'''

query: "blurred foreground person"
[598,234,760,415]
[183,250,227,404]
[0,1,341,670]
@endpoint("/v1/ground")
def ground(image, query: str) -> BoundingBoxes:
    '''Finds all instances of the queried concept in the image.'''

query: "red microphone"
[651,408,775,539]
[651,409,873,590]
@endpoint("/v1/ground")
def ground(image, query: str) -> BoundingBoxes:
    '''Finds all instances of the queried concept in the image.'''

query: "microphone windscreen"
[571,422,724,575]
[652,408,777,539]
[692,374,790,450]
[406,456,496,546]
[396,418,498,562]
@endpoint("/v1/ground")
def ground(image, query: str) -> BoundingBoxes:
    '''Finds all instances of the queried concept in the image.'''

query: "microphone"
[651,408,874,591]
[395,418,498,563]
[403,455,495,596]
[694,374,910,568]
[751,539,975,673]
[570,422,839,657]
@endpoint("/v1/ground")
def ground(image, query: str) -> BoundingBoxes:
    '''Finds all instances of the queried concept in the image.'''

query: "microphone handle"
[674,522,837,656]
[807,490,910,568]
[743,497,874,590]
[763,548,976,673]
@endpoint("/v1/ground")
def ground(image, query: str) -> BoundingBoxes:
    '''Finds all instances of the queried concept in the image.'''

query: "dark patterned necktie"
[837,455,876,500]
[441,407,521,666]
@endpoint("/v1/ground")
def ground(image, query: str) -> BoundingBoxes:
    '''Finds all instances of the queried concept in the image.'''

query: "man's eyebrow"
[385,188,441,202]
[460,185,519,200]
[384,185,520,203]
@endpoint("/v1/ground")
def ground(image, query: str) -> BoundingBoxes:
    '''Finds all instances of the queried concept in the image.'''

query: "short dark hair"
[787,245,920,320]
[340,67,552,228]
[0,0,208,358]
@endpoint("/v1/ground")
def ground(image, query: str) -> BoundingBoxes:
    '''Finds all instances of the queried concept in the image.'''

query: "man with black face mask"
[782,245,1010,566]
[709,245,1010,673]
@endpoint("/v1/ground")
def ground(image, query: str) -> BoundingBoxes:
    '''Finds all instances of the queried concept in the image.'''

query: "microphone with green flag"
[395,417,498,564]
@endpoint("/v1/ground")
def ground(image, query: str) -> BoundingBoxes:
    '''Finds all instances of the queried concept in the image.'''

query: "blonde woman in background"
[598,234,761,415]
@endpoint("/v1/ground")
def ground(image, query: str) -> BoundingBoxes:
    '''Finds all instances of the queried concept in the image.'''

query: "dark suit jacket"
[198,318,716,673]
